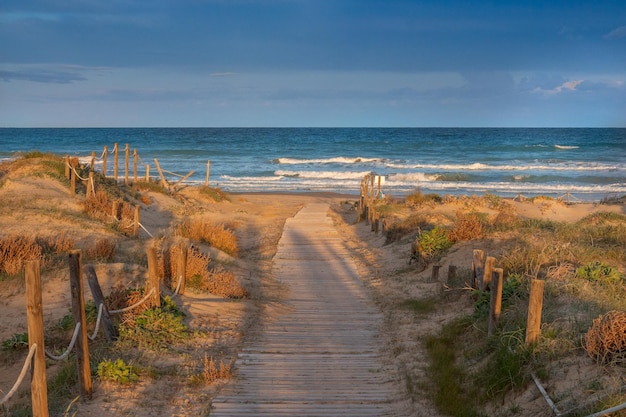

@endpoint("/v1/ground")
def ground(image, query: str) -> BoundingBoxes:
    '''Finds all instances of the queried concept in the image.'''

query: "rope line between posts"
[0,344,37,405]
[139,222,153,238]
[45,323,81,361]
[67,163,90,182]
[161,169,186,178]
[88,303,105,341]
[174,273,183,295]
[109,288,155,314]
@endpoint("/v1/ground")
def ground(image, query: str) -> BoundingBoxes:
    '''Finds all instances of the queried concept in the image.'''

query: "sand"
[0,161,624,416]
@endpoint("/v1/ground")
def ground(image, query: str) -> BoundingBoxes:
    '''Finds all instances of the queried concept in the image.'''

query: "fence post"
[133,205,140,238]
[146,244,160,307]
[90,151,96,172]
[525,278,545,346]
[85,265,118,342]
[113,143,119,183]
[145,164,150,182]
[102,145,108,178]
[488,268,504,336]
[86,172,94,199]
[483,256,495,291]
[133,149,138,183]
[68,250,93,400]
[70,166,76,195]
[205,160,210,186]
[124,143,130,185]
[471,249,484,289]
[25,260,49,417]
[431,264,440,283]
[177,243,187,295]
[64,155,70,179]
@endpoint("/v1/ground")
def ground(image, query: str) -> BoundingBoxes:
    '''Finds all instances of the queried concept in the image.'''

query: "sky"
[1,0,625,127]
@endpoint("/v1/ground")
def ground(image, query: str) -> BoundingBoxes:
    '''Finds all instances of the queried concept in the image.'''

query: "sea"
[1,128,625,202]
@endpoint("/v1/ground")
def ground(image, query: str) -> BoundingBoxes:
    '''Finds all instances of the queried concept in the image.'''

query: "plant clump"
[177,218,239,256]
[584,311,626,364]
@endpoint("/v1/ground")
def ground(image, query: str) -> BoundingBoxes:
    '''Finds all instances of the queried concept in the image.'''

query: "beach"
[1,154,625,416]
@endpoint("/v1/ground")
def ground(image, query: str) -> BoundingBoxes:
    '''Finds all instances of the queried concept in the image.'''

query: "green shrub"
[97,358,139,384]
[575,261,623,284]
[2,332,28,350]
[118,306,188,350]
[416,226,453,259]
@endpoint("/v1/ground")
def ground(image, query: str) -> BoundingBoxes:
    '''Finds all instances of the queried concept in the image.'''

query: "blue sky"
[1,0,625,127]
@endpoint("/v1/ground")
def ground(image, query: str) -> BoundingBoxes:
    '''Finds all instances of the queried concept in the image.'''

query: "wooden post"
[70,166,76,195]
[113,143,119,183]
[111,200,120,220]
[25,260,49,417]
[525,278,545,346]
[145,165,150,182]
[483,256,496,291]
[133,149,138,183]
[65,155,70,179]
[177,244,187,295]
[102,145,108,178]
[431,264,440,283]
[488,268,504,336]
[133,205,140,238]
[146,245,160,307]
[447,265,457,285]
[85,266,118,342]
[87,172,94,198]
[90,151,96,172]
[205,160,211,186]
[471,249,485,289]
[124,143,130,185]
[68,250,93,399]
[153,158,168,189]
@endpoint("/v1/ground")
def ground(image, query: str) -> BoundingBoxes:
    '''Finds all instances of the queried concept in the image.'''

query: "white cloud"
[605,26,626,39]
[532,79,584,95]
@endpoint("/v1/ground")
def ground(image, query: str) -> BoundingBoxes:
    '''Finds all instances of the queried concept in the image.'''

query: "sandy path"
[210,203,406,416]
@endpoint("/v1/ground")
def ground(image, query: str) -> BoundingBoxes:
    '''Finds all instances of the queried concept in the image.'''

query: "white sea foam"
[554,144,580,150]
[385,162,622,171]
[275,156,381,165]
[275,170,372,179]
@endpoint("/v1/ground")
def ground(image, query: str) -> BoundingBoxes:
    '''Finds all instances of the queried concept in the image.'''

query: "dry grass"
[85,238,117,262]
[448,210,488,242]
[584,311,626,364]
[0,235,42,275]
[176,218,239,257]
[84,191,136,235]
[201,353,232,383]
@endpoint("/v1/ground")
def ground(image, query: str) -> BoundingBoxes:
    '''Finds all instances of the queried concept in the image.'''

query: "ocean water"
[1,128,624,201]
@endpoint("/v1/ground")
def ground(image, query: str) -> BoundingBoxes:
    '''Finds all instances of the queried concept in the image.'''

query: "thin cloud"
[0,68,86,84]
[605,26,626,39]
[532,79,584,95]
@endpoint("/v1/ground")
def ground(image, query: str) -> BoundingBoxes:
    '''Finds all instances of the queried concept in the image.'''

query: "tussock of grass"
[176,218,239,256]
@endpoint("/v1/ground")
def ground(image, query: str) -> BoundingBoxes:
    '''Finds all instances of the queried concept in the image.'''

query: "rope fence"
[0,344,37,406]
[45,323,81,361]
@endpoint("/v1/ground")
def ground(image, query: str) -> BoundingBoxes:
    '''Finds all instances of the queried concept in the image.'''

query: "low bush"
[97,358,140,384]
[177,218,239,256]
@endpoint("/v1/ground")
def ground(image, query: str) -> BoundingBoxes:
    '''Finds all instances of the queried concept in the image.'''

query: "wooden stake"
[525,278,545,346]
[146,245,160,307]
[431,264,441,283]
[113,143,119,183]
[145,164,150,182]
[124,143,129,185]
[85,265,118,342]
[65,155,70,179]
[25,260,49,417]
[133,149,138,183]
[205,160,211,186]
[153,158,168,189]
[68,250,93,399]
[102,145,108,178]
[133,205,140,238]
[177,244,187,295]
[70,166,76,195]
[90,151,96,172]
[488,268,504,336]
[471,249,484,289]
[483,256,496,291]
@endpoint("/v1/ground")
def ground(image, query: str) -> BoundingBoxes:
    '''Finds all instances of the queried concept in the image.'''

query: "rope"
[0,344,37,405]
[173,273,183,295]
[67,163,89,181]
[138,222,153,238]
[45,323,81,361]
[531,371,560,416]
[88,303,105,341]
[109,288,155,314]
[161,169,185,178]
[584,399,626,417]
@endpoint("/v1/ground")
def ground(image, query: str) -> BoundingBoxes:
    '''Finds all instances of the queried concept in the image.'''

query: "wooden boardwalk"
[210,203,402,416]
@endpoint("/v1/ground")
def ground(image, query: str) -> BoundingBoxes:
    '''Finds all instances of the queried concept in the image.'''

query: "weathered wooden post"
[133,149,138,183]
[87,172,94,198]
[65,155,70,179]
[205,160,211,186]
[447,265,457,284]
[25,260,49,417]
[70,166,76,195]
[176,243,187,295]
[124,143,130,185]
[90,151,96,172]
[102,145,108,178]
[154,158,168,189]
[431,264,441,283]
[113,143,119,183]
[85,265,118,341]
[133,205,140,238]
[471,249,485,289]
[145,165,150,182]
[488,268,504,336]
[146,244,160,307]
[483,256,495,291]
[525,278,545,346]
[111,200,120,220]
[68,250,93,399]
